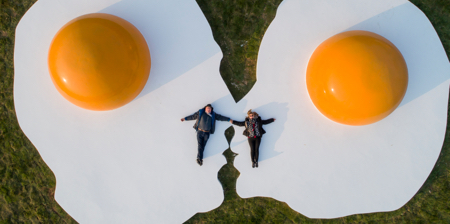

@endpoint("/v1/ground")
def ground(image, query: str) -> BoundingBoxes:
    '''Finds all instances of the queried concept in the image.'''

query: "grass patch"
[196,0,283,102]
[0,0,449,223]
[0,0,77,222]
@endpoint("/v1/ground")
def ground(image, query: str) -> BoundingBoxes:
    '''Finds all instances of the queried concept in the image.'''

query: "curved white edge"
[14,0,231,223]
[14,0,450,221]
[230,0,450,219]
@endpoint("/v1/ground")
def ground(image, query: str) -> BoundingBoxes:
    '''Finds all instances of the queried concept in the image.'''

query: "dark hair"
[204,104,214,111]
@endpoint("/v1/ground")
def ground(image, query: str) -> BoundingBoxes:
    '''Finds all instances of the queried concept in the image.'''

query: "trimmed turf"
[1,0,449,223]
[196,0,283,102]
[1,1,77,223]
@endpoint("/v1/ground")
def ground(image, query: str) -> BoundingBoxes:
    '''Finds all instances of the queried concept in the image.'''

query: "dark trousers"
[248,136,261,163]
[197,131,210,160]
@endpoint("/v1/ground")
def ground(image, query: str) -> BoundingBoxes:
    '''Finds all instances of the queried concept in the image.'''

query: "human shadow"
[232,102,289,162]
[343,2,450,107]
[98,0,221,100]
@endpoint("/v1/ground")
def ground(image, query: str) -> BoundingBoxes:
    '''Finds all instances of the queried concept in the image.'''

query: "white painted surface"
[14,0,230,223]
[227,0,450,219]
[14,0,450,222]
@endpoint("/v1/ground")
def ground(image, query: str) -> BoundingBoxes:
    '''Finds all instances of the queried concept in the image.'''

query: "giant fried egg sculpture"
[13,0,450,222]
[226,0,450,219]
[15,0,229,223]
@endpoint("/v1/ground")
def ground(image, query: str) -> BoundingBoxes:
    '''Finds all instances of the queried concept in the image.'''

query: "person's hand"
[230,119,233,123]
[273,118,276,121]
[181,118,185,122]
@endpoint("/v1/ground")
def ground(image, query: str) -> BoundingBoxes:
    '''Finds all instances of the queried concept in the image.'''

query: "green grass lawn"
[1,0,450,223]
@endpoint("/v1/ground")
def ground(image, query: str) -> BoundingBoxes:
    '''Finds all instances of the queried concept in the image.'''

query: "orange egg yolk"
[48,13,151,111]
[306,30,408,126]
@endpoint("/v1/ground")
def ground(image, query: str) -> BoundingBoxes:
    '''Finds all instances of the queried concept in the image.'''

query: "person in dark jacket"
[233,110,275,168]
[181,104,233,166]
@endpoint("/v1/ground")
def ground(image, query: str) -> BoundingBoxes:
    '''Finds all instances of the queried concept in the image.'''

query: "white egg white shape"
[14,0,234,223]
[226,0,450,219]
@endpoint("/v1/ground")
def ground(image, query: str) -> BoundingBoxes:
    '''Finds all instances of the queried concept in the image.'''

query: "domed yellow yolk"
[48,13,151,111]
[306,30,408,126]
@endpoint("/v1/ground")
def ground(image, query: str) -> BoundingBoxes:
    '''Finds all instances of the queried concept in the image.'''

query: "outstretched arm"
[215,113,231,122]
[262,118,275,125]
[182,111,199,122]
[232,120,245,127]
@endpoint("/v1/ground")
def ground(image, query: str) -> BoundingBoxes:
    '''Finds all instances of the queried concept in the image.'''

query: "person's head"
[247,110,259,119]
[205,104,213,114]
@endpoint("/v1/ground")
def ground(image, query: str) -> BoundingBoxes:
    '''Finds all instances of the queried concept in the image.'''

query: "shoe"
[252,162,255,168]
[197,159,202,166]
[256,162,258,168]
[200,159,203,166]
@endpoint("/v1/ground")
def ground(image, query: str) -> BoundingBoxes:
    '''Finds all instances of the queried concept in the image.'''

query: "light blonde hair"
[247,109,259,118]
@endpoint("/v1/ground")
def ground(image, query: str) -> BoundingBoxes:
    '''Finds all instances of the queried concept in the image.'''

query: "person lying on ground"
[181,104,233,166]
[232,110,275,168]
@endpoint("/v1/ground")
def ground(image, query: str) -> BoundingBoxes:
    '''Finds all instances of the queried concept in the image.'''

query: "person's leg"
[197,132,210,161]
[254,137,261,167]
[197,131,205,161]
[202,132,210,161]
[248,137,256,163]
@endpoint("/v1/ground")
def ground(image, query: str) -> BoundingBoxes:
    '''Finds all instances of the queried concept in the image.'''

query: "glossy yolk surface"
[306,30,408,126]
[48,13,151,111]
